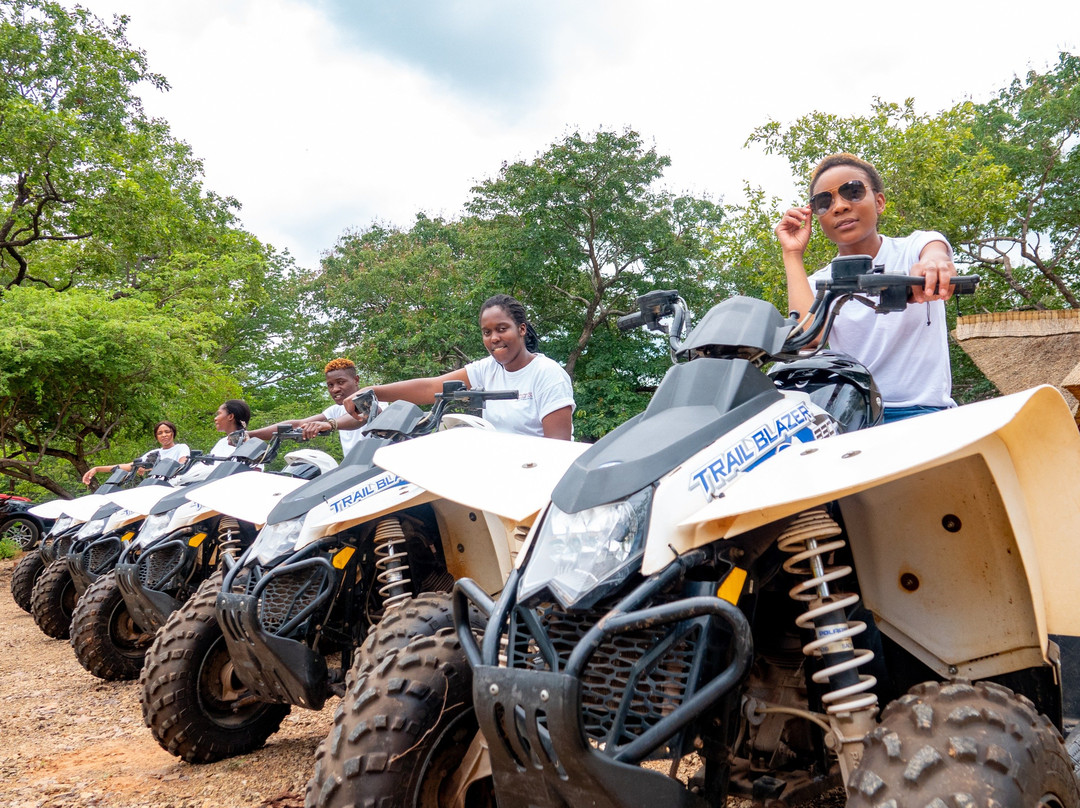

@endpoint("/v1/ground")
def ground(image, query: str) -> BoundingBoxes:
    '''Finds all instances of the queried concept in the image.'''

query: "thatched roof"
[954,309,1080,425]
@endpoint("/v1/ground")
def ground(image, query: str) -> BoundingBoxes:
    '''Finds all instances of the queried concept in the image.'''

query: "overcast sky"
[73,0,1080,270]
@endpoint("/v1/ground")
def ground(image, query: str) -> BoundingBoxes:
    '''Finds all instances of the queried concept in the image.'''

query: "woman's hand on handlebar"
[344,389,374,425]
[909,242,956,303]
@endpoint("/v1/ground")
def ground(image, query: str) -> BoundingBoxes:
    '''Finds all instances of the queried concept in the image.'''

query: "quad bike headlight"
[49,515,74,537]
[133,511,175,549]
[250,517,305,565]
[76,516,108,540]
[518,486,652,610]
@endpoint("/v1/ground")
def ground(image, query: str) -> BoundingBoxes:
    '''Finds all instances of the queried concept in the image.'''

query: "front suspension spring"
[778,508,878,714]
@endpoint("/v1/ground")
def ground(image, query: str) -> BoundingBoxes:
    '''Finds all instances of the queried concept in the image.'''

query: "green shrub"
[0,537,20,560]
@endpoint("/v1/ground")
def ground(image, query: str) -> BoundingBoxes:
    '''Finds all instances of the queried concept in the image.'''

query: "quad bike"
[11,464,144,613]
[140,383,586,764]
[309,263,1080,808]
[27,454,185,638]
[30,445,242,639]
[70,427,334,680]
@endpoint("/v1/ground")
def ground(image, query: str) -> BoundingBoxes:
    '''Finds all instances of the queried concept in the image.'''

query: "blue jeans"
[883,405,949,423]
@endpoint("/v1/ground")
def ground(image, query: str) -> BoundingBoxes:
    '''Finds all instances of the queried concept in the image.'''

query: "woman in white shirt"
[207,399,251,457]
[81,421,191,485]
[344,295,575,440]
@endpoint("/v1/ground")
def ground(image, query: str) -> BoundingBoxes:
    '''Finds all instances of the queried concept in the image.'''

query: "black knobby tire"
[361,591,487,664]
[70,569,153,680]
[31,557,78,639]
[11,548,46,613]
[139,572,291,763]
[847,679,1080,807]
[1,515,40,550]
[306,629,492,808]
[1065,723,1080,782]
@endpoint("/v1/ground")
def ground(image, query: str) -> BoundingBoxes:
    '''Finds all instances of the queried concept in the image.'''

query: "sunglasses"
[809,179,871,216]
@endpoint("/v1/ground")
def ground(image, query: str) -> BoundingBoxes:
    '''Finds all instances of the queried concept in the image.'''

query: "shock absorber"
[374,517,413,610]
[218,516,243,559]
[778,508,878,780]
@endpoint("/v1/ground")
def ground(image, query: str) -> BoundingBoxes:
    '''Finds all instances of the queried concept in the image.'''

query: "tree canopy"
[0,0,325,496]
[3,0,1077,498]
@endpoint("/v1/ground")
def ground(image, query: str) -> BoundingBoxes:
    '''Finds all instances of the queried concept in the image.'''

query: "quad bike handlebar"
[621,257,979,362]
[349,381,519,441]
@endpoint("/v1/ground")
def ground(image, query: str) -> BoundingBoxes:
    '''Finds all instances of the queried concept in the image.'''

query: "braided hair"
[481,294,539,352]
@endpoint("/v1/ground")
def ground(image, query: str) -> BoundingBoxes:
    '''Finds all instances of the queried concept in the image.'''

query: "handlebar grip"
[479,390,519,400]
[857,273,980,294]
[617,312,646,331]
[952,274,979,294]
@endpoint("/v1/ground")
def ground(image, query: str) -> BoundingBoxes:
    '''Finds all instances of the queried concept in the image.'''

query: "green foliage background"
[3,0,1079,498]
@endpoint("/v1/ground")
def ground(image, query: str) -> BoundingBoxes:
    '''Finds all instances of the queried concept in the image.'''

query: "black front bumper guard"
[115,535,197,632]
[67,533,124,594]
[452,552,752,808]
[217,555,338,710]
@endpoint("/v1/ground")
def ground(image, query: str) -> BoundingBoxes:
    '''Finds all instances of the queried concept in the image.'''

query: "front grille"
[256,565,331,635]
[507,600,704,753]
[87,537,122,575]
[138,544,187,590]
[54,535,75,557]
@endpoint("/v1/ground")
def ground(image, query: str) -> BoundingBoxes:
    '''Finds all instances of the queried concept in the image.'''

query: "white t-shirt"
[142,443,190,464]
[209,436,238,458]
[464,354,576,438]
[809,231,954,408]
[322,403,364,454]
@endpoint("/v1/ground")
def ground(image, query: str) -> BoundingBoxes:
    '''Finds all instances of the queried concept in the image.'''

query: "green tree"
[0,285,234,496]
[966,52,1080,309]
[0,1,327,497]
[312,216,489,384]
[467,129,727,438]
[0,0,169,286]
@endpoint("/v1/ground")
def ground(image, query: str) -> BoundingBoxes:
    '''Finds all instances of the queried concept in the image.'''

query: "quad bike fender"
[299,471,437,541]
[673,386,1080,679]
[182,473,309,526]
[427,500,521,594]
[48,493,113,522]
[103,507,145,533]
[29,498,78,520]
[102,485,175,516]
[372,430,590,523]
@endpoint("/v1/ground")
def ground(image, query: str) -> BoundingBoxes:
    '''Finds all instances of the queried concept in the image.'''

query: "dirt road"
[0,556,331,808]
[0,555,844,808]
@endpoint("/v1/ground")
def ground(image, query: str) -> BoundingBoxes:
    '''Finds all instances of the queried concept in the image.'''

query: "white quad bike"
[10,463,146,613]
[309,260,1080,808]
[27,453,199,639]
[139,383,587,764]
[68,428,336,681]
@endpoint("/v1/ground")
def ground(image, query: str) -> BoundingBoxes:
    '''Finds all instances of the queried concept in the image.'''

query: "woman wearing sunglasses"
[775,152,959,422]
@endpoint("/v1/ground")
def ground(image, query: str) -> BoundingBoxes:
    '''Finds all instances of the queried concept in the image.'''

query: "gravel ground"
[0,556,331,808]
[0,555,845,808]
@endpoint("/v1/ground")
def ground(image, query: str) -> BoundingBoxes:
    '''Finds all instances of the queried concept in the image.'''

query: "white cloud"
[76,0,1080,269]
